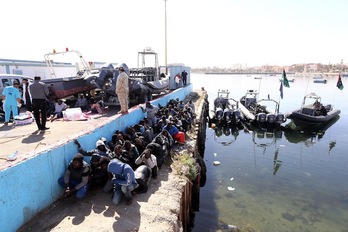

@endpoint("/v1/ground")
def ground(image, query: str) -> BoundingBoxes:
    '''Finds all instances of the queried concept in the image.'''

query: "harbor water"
[190,73,348,232]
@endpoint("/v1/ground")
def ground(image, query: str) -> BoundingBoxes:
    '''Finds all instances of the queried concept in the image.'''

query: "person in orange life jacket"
[58,153,90,199]
[107,159,138,205]
[163,122,185,144]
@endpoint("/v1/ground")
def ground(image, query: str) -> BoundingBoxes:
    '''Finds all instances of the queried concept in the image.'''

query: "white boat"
[238,90,286,129]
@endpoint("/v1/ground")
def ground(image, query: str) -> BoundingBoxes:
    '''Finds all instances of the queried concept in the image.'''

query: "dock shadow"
[21,131,45,144]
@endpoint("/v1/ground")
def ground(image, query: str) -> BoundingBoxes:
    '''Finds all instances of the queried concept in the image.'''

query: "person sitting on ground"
[146,139,165,169]
[131,165,152,195]
[89,98,102,114]
[58,153,90,199]
[135,148,158,178]
[48,99,68,122]
[134,137,147,155]
[89,156,111,190]
[107,133,123,152]
[186,100,195,113]
[75,139,113,175]
[75,94,89,111]
[123,140,140,169]
[163,122,185,144]
[112,144,130,164]
[107,159,138,205]
[75,139,113,158]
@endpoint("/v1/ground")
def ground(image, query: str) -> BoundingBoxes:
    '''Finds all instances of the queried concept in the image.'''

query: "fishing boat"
[286,92,341,126]
[238,90,286,129]
[209,89,244,128]
[43,49,96,99]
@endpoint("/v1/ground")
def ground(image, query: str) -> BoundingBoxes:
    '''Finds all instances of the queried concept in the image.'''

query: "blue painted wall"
[0,84,192,232]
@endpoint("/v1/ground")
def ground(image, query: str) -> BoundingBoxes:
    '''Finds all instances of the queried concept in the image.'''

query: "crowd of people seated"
[58,98,196,205]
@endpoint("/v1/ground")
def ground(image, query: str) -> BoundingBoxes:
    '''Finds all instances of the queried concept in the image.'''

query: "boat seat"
[302,107,314,115]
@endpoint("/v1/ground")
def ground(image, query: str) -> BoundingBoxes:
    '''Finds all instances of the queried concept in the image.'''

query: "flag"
[337,73,344,90]
[279,82,283,99]
[282,69,290,88]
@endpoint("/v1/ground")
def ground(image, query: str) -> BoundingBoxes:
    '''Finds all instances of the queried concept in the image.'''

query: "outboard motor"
[223,108,232,124]
[233,109,243,123]
[257,113,267,126]
[276,114,286,124]
[215,107,224,123]
[267,113,276,125]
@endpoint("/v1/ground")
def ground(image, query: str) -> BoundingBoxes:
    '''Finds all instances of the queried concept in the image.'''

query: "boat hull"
[288,108,341,125]
[42,77,95,99]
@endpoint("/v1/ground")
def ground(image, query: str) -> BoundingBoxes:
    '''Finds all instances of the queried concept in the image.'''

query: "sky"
[1,0,348,68]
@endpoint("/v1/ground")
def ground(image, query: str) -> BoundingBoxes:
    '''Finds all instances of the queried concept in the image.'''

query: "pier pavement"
[0,105,123,170]
[5,89,205,232]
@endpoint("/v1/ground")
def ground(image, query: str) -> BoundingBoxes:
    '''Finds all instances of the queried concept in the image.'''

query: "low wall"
[0,85,192,232]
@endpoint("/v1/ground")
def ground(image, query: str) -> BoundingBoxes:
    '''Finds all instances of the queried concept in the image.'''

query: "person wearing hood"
[107,159,138,205]
[58,153,90,199]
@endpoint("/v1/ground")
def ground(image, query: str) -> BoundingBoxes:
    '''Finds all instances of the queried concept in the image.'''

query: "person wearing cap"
[115,66,129,115]
[107,159,138,205]
[58,153,91,199]
[1,80,21,124]
[29,76,49,130]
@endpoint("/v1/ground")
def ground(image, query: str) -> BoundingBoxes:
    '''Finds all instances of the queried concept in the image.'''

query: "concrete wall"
[0,84,193,232]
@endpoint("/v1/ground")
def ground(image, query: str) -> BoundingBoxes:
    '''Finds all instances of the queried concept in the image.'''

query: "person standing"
[22,78,32,111]
[174,73,181,89]
[141,101,159,127]
[1,80,21,124]
[181,70,188,86]
[115,66,129,115]
[29,76,49,130]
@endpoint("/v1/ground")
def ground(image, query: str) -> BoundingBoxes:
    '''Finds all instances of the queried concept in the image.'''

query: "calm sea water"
[190,73,348,232]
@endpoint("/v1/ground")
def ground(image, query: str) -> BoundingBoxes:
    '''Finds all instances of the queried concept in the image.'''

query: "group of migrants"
[58,98,196,205]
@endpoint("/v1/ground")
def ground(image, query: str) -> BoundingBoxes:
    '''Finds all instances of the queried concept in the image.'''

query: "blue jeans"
[112,183,138,205]
[58,177,90,200]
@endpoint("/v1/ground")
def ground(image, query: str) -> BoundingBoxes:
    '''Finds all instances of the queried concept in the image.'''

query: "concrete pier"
[0,84,209,232]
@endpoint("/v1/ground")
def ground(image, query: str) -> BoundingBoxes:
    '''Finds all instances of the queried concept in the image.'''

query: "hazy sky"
[1,0,348,68]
